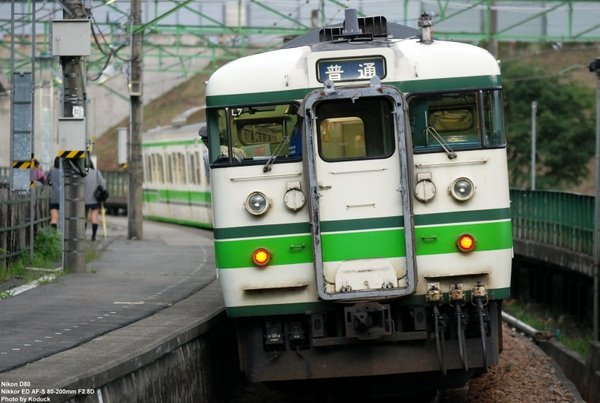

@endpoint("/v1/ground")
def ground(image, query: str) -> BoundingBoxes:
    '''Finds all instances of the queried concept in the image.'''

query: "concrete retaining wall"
[77,318,240,403]
[538,340,600,403]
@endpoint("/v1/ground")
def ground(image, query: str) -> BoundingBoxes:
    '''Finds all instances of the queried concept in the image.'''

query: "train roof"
[282,17,419,49]
[142,122,205,143]
[206,11,500,102]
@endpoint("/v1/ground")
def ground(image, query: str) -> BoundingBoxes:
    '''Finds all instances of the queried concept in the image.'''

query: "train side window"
[150,154,158,183]
[144,155,151,183]
[206,103,302,166]
[409,90,506,153]
[166,154,173,183]
[483,90,507,147]
[315,97,394,161]
[176,152,186,184]
[152,154,164,184]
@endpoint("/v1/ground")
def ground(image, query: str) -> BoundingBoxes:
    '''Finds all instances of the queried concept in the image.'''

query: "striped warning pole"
[12,157,36,189]
[57,150,86,160]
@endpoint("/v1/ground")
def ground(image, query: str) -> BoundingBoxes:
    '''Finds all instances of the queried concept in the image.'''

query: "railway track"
[227,316,582,403]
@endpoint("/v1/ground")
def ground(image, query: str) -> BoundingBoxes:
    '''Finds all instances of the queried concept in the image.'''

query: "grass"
[1,227,104,298]
[0,226,62,286]
[503,298,593,358]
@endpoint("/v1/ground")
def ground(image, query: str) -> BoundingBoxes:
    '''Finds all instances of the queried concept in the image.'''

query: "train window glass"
[152,154,162,183]
[176,153,186,184]
[206,103,301,165]
[143,155,148,182]
[166,154,173,183]
[151,154,158,183]
[315,97,394,161]
[187,153,195,185]
[194,152,202,185]
[483,90,507,147]
[150,155,156,183]
[409,90,506,153]
[144,155,151,183]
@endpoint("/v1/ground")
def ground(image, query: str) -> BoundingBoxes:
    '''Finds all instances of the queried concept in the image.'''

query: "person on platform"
[84,160,106,241]
[30,159,47,185]
[46,157,61,230]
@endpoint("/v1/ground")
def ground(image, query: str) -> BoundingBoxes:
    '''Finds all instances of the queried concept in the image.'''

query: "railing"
[510,189,594,257]
[0,184,51,269]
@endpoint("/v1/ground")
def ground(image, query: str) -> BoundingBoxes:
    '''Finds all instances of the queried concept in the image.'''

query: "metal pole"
[60,0,87,272]
[590,58,600,342]
[128,0,144,240]
[531,101,537,191]
[30,0,37,262]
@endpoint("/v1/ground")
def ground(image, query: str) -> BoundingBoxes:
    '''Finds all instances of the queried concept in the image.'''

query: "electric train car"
[141,122,212,228]
[205,10,512,385]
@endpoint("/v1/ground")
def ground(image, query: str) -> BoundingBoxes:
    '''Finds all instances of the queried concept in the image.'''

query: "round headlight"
[245,191,270,215]
[450,177,475,201]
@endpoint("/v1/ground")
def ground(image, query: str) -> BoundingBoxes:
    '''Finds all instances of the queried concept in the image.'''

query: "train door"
[303,82,417,301]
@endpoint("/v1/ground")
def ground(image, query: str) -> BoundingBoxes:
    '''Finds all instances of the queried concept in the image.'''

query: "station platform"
[0,216,224,393]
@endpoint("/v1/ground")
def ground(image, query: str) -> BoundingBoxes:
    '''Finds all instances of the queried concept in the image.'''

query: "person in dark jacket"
[46,157,61,229]
[84,160,106,241]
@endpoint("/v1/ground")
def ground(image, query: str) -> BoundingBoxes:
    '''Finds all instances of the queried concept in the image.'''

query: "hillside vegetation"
[95,73,209,171]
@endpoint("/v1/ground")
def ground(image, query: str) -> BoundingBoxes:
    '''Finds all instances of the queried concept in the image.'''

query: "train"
[143,10,513,389]
[141,122,212,228]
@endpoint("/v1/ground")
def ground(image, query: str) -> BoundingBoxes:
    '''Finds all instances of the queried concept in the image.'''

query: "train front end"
[206,11,512,384]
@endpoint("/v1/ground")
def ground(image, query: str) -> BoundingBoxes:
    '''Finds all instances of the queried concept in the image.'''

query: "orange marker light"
[457,234,476,253]
[252,248,272,266]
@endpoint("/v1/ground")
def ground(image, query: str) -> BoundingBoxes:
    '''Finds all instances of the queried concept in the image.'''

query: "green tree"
[502,62,595,189]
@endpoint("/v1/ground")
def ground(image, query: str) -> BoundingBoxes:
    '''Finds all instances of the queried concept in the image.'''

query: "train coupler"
[427,283,448,374]
[344,302,392,340]
[472,282,490,371]
[450,283,468,371]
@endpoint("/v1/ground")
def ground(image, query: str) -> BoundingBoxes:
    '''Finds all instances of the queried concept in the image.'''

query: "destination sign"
[316,57,386,83]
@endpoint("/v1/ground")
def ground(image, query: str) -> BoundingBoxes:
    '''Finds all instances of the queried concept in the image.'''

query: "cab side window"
[409,90,506,153]
[206,103,301,166]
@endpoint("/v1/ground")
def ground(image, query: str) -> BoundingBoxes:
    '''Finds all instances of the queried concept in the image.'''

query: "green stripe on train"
[214,208,511,240]
[145,215,213,229]
[142,139,200,148]
[143,189,211,204]
[215,220,512,269]
[224,287,511,317]
[206,75,501,107]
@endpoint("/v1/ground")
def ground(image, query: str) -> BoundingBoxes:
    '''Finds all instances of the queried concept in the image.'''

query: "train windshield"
[409,90,506,153]
[206,103,302,166]
[315,97,395,161]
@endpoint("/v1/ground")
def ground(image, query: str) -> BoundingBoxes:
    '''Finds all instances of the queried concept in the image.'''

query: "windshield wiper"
[263,134,289,173]
[424,112,456,159]
[425,126,457,159]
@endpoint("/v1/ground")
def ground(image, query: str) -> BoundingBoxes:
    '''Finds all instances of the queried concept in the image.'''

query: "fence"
[0,184,51,270]
[510,189,594,256]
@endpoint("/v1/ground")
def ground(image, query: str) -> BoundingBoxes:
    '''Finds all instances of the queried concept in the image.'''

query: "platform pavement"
[0,216,220,375]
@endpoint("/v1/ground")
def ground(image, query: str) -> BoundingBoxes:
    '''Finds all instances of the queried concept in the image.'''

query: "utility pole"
[590,57,600,342]
[128,0,144,240]
[55,1,91,272]
[531,101,537,191]
[486,0,498,58]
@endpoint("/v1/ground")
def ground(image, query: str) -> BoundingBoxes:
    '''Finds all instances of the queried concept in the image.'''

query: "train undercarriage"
[236,300,502,383]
